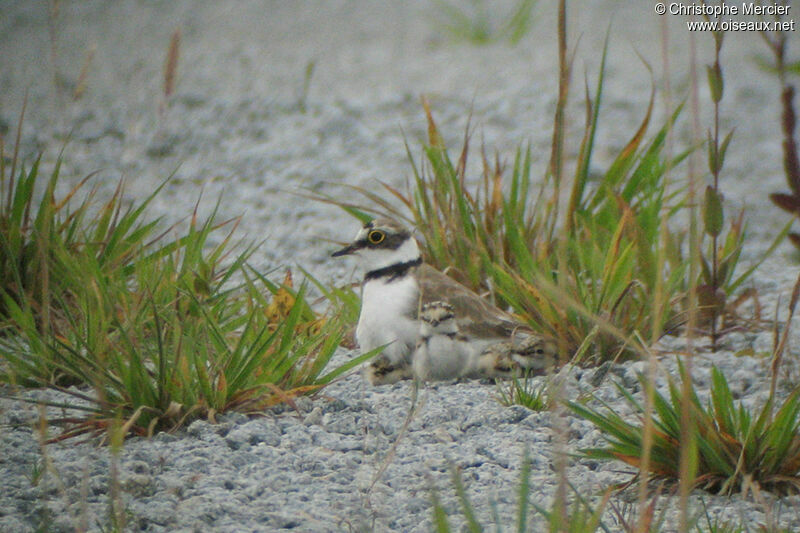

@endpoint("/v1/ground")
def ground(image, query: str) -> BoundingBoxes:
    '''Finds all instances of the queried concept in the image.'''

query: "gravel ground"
[2,1,800,531]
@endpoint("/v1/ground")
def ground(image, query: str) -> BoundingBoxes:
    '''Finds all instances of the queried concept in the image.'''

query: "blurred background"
[0,1,793,270]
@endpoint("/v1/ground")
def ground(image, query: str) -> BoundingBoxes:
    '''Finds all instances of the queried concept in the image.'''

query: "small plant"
[429,450,613,532]
[105,419,128,533]
[29,457,45,486]
[569,362,800,496]
[431,452,611,533]
[602,490,668,533]
[532,484,612,533]
[694,497,746,533]
[432,0,538,45]
[497,374,550,411]
[760,14,800,251]
[699,520,745,533]
[695,496,795,533]
[297,59,316,113]
[692,26,788,346]
[696,26,738,344]
[160,28,180,115]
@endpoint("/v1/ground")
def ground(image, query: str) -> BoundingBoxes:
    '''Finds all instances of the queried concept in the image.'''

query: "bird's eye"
[367,230,385,244]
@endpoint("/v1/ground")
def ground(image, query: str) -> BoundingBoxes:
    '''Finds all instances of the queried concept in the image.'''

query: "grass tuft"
[532,483,612,533]
[0,116,361,440]
[569,361,800,496]
[431,451,611,533]
[429,450,614,532]
[497,373,550,411]
[432,0,538,45]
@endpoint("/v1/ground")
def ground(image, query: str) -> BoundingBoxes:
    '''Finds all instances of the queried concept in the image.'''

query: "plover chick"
[412,301,473,382]
[471,341,518,379]
[510,336,558,375]
[363,353,414,385]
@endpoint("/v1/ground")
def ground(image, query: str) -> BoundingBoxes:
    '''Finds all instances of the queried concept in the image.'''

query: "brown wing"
[415,264,531,339]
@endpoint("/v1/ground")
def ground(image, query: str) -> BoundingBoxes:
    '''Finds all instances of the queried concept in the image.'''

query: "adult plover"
[332,217,554,384]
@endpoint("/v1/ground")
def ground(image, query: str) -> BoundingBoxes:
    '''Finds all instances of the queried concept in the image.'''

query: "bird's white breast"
[356,276,420,365]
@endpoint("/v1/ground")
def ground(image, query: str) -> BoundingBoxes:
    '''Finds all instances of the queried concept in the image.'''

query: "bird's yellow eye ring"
[367,230,385,244]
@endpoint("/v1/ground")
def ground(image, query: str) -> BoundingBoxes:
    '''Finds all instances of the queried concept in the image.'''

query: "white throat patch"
[359,238,420,272]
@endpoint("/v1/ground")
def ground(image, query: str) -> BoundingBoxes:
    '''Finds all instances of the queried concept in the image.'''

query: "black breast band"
[365,258,422,282]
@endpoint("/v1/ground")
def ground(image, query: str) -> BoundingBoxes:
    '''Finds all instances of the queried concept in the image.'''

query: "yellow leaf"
[421,95,444,149]
[216,372,227,393]
[179,354,190,382]
[297,317,326,336]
